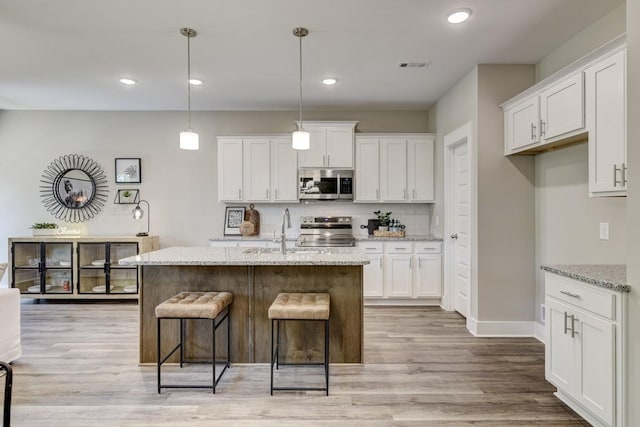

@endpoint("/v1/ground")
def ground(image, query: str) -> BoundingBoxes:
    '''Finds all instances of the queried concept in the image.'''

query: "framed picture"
[115,158,141,183]
[224,206,246,236]
[114,189,140,205]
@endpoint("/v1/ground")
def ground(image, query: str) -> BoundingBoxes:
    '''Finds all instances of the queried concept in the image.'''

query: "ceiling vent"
[398,62,430,68]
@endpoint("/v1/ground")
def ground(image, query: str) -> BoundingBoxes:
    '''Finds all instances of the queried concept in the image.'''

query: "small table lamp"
[132,200,150,237]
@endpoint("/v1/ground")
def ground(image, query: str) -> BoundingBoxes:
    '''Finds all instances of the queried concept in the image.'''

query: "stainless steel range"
[296,216,356,247]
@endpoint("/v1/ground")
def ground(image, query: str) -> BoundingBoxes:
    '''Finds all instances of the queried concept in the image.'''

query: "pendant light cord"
[298,32,303,129]
[187,33,192,130]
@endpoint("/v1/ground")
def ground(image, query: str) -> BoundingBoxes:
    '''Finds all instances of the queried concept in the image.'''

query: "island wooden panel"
[140,264,363,364]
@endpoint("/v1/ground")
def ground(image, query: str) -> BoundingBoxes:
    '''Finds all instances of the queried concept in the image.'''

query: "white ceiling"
[0,0,623,111]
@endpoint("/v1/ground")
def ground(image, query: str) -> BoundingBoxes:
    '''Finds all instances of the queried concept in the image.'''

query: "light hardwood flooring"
[1,302,587,426]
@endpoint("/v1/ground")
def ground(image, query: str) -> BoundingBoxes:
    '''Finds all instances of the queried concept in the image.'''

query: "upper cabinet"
[586,49,626,196]
[217,135,298,203]
[297,121,358,169]
[355,134,435,203]
[504,74,585,155]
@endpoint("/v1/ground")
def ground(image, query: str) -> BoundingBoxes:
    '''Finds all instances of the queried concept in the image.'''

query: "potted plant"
[30,222,58,236]
[373,211,392,231]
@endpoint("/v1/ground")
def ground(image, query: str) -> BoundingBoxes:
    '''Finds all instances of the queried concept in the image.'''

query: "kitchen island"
[120,246,369,364]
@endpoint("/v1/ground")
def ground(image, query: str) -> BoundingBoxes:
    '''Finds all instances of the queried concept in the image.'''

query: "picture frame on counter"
[115,158,141,183]
[224,206,246,236]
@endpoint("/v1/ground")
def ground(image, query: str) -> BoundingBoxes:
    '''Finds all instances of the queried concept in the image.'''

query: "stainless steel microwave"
[299,170,354,200]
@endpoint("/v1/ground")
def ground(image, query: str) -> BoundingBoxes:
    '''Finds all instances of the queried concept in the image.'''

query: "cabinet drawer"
[545,273,615,320]
[358,242,384,254]
[384,242,412,254]
[414,242,442,254]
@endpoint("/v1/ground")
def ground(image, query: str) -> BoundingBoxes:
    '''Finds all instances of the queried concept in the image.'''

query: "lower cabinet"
[360,240,442,305]
[9,236,159,300]
[544,271,625,427]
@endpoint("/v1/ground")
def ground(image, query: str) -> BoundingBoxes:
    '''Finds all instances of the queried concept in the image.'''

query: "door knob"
[450,233,458,239]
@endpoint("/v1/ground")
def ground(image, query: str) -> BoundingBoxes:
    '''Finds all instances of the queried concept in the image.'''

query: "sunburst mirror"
[40,154,109,223]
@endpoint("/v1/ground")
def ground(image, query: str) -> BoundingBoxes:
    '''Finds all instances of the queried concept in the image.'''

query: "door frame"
[443,122,475,321]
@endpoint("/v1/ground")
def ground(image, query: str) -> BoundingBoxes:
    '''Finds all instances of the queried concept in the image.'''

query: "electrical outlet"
[599,222,610,240]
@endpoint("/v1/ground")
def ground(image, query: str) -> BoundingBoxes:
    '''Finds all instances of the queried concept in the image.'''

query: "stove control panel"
[300,216,352,225]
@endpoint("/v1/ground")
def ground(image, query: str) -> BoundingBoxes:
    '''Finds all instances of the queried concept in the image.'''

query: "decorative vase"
[378,226,389,232]
[32,229,58,237]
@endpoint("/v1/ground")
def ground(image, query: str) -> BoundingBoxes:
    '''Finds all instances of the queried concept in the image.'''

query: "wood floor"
[1,302,587,426]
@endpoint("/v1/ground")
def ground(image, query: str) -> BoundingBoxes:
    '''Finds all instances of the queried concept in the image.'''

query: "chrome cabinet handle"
[418,257,422,269]
[560,290,580,298]
[563,312,569,335]
[531,123,536,140]
[404,189,407,199]
[379,257,382,268]
[409,257,412,269]
[365,247,377,250]
[275,188,278,199]
[376,189,379,199]
[412,189,416,200]
[622,163,627,186]
[450,233,458,239]
[540,120,546,137]
[239,189,242,199]
[570,314,579,338]
[323,155,326,166]
[266,189,269,198]
[327,155,330,166]
[614,164,621,187]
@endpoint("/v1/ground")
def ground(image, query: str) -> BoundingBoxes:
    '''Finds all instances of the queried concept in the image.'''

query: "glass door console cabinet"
[9,236,159,300]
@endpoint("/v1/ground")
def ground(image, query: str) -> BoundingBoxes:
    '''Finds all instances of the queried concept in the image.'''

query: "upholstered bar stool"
[155,291,233,394]
[268,292,330,395]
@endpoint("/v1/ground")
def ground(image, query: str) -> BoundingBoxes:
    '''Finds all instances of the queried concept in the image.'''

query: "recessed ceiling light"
[447,8,472,24]
[189,78,203,85]
[119,78,137,85]
[322,78,337,86]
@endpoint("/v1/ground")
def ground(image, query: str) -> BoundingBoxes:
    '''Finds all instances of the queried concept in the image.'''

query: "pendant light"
[179,27,199,150]
[292,27,310,150]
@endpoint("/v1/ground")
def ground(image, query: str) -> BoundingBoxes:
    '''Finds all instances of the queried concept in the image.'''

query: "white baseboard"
[534,321,545,343]
[466,316,539,337]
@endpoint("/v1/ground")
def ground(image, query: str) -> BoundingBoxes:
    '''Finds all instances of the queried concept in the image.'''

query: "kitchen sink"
[242,247,328,255]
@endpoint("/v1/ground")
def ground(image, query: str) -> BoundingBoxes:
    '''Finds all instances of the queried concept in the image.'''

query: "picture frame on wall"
[113,189,140,205]
[115,158,141,183]
[224,206,246,236]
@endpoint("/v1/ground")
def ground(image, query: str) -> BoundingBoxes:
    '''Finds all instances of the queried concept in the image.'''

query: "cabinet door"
[243,139,271,201]
[407,138,434,202]
[218,138,244,201]
[384,255,412,298]
[540,73,585,141]
[43,242,73,295]
[298,128,326,167]
[577,309,615,426]
[380,139,408,202]
[505,96,540,153]
[355,138,380,202]
[363,254,384,297]
[271,139,298,202]
[414,254,441,297]
[326,127,354,168]
[545,298,579,394]
[78,242,107,294]
[586,49,626,196]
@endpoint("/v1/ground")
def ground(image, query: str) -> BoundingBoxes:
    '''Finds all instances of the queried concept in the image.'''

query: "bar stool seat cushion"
[155,291,233,319]
[268,293,330,320]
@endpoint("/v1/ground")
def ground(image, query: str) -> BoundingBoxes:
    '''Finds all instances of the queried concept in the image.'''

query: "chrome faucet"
[280,208,291,254]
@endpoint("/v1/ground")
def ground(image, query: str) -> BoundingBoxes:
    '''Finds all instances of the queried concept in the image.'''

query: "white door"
[355,138,380,202]
[414,254,442,297]
[545,298,578,393]
[271,139,298,202]
[407,138,435,202]
[243,139,270,201]
[217,138,244,201]
[384,255,412,298]
[363,254,384,297]
[298,128,326,167]
[540,73,584,141]
[506,95,540,152]
[380,139,407,202]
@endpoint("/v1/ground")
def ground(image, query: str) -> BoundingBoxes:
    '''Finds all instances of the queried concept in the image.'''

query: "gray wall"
[0,109,430,286]
[476,65,536,322]
[536,3,626,81]
[625,0,639,424]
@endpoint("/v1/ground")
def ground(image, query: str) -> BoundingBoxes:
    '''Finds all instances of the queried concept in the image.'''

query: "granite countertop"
[119,246,370,266]
[208,236,297,242]
[356,234,443,242]
[540,264,629,292]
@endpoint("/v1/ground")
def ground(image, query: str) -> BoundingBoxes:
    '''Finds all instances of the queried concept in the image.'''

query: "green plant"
[31,222,58,229]
[373,211,392,226]
[122,191,132,198]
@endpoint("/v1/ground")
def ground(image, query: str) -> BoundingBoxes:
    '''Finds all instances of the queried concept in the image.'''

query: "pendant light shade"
[180,27,199,150]
[292,27,309,150]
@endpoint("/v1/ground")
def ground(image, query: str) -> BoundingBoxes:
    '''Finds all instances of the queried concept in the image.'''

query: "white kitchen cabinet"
[544,271,625,427]
[297,121,358,169]
[218,138,244,201]
[586,48,626,196]
[358,241,442,305]
[217,135,298,203]
[504,95,541,153]
[354,138,380,202]
[270,139,299,202]
[380,139,408,202]
[539,73,584,141]
[242,138,270,201]
[356,134,435,203]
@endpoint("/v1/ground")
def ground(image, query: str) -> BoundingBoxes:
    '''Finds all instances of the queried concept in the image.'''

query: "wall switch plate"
[599,222,610,240]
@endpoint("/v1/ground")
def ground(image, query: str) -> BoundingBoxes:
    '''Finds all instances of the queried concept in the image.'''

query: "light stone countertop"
[119,246,370,266]
[356,234,443,242]
[540,264,629,292]
[208,236,297,242]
